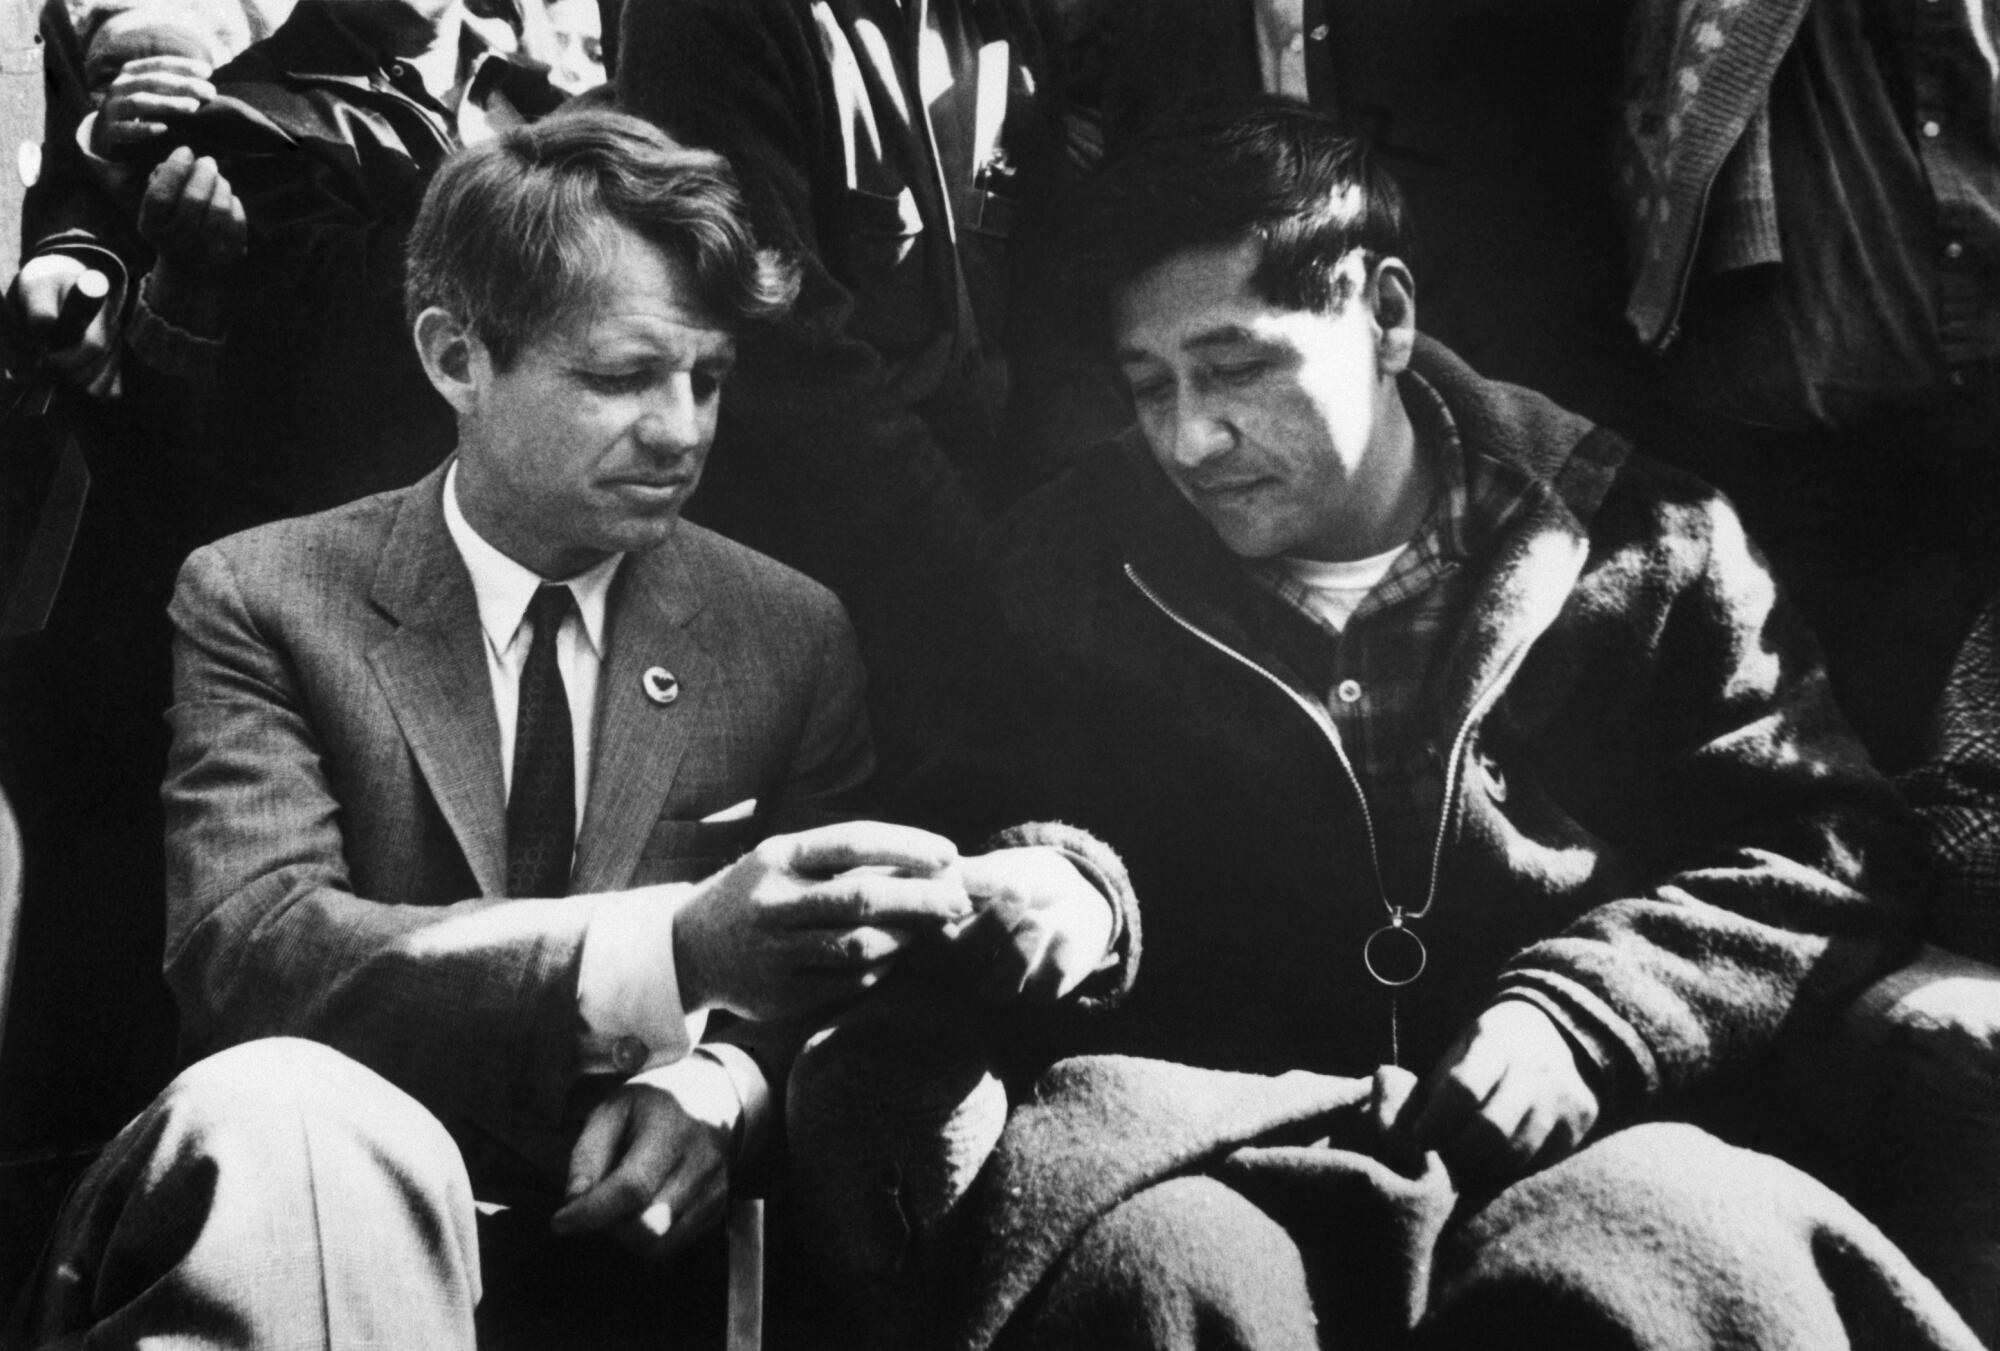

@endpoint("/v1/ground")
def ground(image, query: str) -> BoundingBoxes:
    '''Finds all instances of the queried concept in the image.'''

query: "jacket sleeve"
[891,536,1142,1012]
[18,0,144,336]
[764,583,877,833]
[161,544,610,1157]
[136,80,466,518]
[1494,487,1922,1119]
[174,88,419,351]
[1899,594,2000,968]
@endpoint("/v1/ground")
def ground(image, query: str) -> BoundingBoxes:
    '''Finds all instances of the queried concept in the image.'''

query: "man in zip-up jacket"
[787,100,1979,1350]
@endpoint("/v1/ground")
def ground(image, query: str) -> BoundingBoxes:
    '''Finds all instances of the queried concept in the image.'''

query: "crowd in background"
[4,0,2000,1335]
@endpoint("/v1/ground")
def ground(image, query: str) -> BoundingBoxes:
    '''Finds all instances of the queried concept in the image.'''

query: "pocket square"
[701,798,758,824]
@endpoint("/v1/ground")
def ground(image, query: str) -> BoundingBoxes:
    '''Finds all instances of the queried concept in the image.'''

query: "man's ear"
[413,306,483,415]
[1368,258,1417,377]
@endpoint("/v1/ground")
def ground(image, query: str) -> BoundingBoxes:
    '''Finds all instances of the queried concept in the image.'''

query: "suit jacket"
[161,462,873,1169]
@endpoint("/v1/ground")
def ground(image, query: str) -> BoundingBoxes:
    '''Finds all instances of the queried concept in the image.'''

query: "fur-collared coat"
[915,333,1918,1121]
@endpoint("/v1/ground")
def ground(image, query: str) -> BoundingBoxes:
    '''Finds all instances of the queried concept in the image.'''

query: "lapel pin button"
[642,667,679,705]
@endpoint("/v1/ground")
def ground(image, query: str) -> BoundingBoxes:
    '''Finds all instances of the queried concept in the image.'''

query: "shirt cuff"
[127,268,222,378]
[619,1045,769,1171]
[622,1051,744,1165]
[30,239,129,292]
[981,820,1139,1008]
[74,113,135,193]
[693,1041,773,1167]
[576,883,701,1075]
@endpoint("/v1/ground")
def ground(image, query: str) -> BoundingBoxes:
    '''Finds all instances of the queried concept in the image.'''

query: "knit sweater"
[1619,0,1811,346]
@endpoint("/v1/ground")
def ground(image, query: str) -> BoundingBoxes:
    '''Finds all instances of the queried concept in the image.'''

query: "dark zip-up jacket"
[147,0,564,544]
[914,335,1918,1121]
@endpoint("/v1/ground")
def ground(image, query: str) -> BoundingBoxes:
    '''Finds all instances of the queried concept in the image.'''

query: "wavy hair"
[1069,97,1415,347]
[405,107,800,367]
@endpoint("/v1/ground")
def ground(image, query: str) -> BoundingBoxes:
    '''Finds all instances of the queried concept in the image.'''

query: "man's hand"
[8,254,120,394]
[673,821,970,1021]
[954,847,1115,1001]
[552,1061,736,1260]
[90,56,215,161]
[138,147,246,272]
[1396,1000,1600,1186]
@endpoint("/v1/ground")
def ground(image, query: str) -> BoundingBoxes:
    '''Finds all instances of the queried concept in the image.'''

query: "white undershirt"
[1277,542,1409,635]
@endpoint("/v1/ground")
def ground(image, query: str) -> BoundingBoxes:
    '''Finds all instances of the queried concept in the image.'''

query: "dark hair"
[1069,97,1415,347]
[404,107,800,368]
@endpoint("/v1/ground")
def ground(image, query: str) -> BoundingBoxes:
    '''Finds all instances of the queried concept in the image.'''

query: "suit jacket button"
[612,1035,648,1072]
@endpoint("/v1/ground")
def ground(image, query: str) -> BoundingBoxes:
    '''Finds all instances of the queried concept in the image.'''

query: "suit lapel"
[366,466,511,897]
[571,537,713,895]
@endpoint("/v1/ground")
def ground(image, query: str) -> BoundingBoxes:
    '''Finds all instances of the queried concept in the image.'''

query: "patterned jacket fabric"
[1902,596,2000,967]
[1618,0,1810,347]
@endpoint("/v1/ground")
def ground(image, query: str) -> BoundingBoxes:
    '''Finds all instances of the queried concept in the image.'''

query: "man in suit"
[11,107,1133,1348]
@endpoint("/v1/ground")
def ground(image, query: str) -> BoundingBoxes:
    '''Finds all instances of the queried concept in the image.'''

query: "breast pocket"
[634,817,765,885]
[843,185,932,354]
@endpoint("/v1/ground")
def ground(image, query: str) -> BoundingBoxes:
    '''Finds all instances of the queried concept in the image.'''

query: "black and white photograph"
[0,1,1995,1346]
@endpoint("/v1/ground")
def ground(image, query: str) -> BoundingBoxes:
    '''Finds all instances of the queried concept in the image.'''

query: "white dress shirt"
[443,463,618,820]
[442,464,768,1152]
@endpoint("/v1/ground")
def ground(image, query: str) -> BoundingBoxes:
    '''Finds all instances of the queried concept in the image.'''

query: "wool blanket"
[902,1055,1983,1351]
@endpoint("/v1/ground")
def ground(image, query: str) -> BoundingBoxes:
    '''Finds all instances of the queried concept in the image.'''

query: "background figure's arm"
[173,92,418,346]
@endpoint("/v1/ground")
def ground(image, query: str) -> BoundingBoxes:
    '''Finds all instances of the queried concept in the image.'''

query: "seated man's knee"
[92,1039,474,1255]
[28,1039,479,1347]
[149,1037,467,1190]
[1425,1124,1978,1351]
[1031,1176,1317,1351]
[1822,947,2000,1343]
[1841,945,2000,1120]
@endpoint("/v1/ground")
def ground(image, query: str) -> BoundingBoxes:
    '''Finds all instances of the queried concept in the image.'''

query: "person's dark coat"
[153,0,563,544]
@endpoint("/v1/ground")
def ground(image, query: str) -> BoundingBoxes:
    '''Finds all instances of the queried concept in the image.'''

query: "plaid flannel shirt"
[1252,371,1538,907]
[1901,595,2000,965]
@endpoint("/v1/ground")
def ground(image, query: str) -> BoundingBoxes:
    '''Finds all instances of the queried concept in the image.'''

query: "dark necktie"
[507,584,576,898]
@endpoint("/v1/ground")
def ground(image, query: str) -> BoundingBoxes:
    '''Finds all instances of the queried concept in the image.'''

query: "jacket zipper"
[1127,560,1553,1067]
[1124,564,1392,914]
[1125,562,1534,927]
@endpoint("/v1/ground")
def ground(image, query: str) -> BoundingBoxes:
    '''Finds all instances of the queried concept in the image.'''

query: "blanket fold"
[938,1056,1457,1351]
[915,1056,1982,1351]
